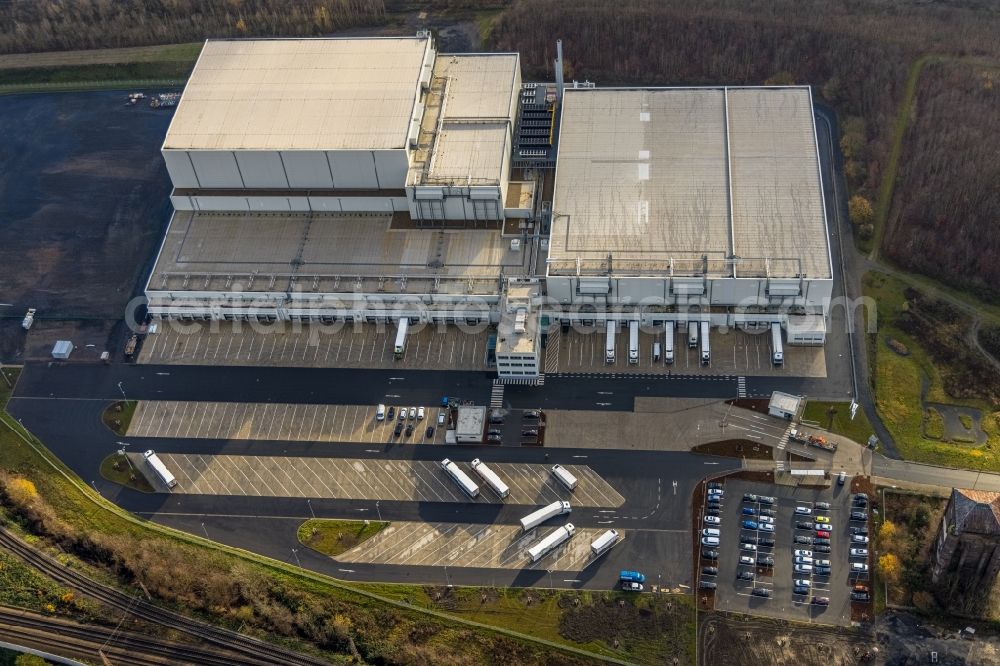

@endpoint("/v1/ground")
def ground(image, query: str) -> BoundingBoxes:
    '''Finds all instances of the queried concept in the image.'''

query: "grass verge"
[297,519,388,557]
[101,401,137,437]
[802,400,874,445]
[99,453,154,493]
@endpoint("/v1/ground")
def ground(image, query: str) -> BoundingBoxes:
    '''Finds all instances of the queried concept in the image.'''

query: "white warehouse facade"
[145,36,834,377]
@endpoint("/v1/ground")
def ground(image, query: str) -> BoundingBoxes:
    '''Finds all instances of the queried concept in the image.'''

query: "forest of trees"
[884,62,1000,299]
[490,0,1000,294]
[0,0,387,54]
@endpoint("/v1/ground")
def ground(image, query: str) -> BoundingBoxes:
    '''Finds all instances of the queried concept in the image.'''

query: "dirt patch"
[559,594,691,661]
[699,611,876,665]
[691,439,773,460]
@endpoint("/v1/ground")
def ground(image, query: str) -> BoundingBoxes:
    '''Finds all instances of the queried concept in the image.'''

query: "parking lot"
[545,326,826,377]
[337,520,618,571]
[139,321,491,371]
[702,479,869,627]
[137,453,625,507]
[128,400,451,445]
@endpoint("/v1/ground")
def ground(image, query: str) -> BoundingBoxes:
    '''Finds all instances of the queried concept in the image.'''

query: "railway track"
[0,526,331,665]
[0,605,245,666]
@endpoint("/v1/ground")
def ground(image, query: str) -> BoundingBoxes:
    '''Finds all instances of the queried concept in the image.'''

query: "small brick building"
[931,488,1000,613]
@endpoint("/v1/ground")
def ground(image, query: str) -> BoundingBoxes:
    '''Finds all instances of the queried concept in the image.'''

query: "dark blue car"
[742,507,757,516]
[742,520,759,530]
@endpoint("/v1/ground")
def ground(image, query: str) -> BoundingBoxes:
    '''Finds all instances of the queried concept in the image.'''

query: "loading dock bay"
[337,521,619,571]
[136,452,625,507]
[128,401,450,445]
[139,321,491,371]
[545,326,826,377]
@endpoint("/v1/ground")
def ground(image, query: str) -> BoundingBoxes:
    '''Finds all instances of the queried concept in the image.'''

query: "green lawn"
[802,400,874,445]
[101,401,137,437]
[297,519,388,557]
[99,453,154,493]
[864,271,1000,471]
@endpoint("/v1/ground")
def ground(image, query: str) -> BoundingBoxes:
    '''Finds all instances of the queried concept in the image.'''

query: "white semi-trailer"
[440,458,479,498]
[551,464,578,491]
[771,322,784,366]
[590,529,620,557]
[143,450,177,489]
[605,321,616,364]
[628,320,639,364]
[700,321,710,365]
[528,523,576,562]
[664,322,675,364]
[687,322,698,348]
[519,500,571,531]
[393,318,409,359]
[471,458,510,499]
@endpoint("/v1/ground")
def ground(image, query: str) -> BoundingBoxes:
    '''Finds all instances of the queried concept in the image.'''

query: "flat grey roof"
[549,87,831,279]
[163,38,430,151]
[148,211,529,296]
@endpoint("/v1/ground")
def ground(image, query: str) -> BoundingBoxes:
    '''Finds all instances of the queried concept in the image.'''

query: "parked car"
[815,565,832,575]
[438,411,446,426]
[794,550,813,558]
[743,493,758,502]
[706,508,721,517]
[387,406,395,420]
[850,547,869,557]
[815,559,831,567]
[707,497,722,506]
[487,428,502,436]
[852,534,870,544]
[751,588,772,598]
[814,538,831,546]
[813,523,830,531]
[794,556,813,565]
[702,549,719,560]
[815,501,831,510]
[487,433,502,443]
[398,408,407,422]
[408,407,417,420]
[796,521,814,530]
[740,543,758,552]
[393,422,403,437]
[699,581,716,590]
[851,591,871,601]
[795,535,814,545]
[851,511,868,521]
[853,584,870,593]
[758,496,776,505]
[417,406,425,420]
[522,429,539,438]
[742,520,759,530]
[760,523,775,532]
[404,424,414,437]
[707,488,724,496]
[837,471,847,485]
[794,506,813,515]
[740,535,757,545]
[794,578,811,588]
[794,564,813,574]
[815,515,831,524]
[851,563,869,573]
[737,570,755,580]
[739,555,755,565]
[816,530,831,538]
[489,413,504,425]
[793,585,810,595]
[814,545,831,553]
[758,515,774,525]
[758,538,775,547]
[704,515,721,525]
[852,526,869,535]
[756,556,774,567]
[701,566,718,576]
[812,596,830,606]
[622,581,644,592]
[425,426,434,438]
[702,528,721,537]
[702,536,720,547]
[522,410,541,420]
[707,482,723,490]
[758,508,776,517]
[742,507,758,516]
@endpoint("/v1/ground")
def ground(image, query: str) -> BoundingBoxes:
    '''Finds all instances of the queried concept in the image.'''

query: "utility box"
[51,341,73,359]
[455,406,487,443]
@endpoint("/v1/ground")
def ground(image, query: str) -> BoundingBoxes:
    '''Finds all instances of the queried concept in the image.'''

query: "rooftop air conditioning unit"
[510,238,522,252]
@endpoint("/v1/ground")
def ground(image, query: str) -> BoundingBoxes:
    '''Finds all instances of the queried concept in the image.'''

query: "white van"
[653,342,661,362]
[376,404,386,421]
[701,536,720,547]
[702,528,720,537]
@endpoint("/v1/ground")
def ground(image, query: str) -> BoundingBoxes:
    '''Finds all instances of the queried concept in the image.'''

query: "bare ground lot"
[0,91,174,362]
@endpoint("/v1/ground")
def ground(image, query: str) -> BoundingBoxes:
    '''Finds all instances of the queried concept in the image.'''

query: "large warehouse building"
[146,35,832,377]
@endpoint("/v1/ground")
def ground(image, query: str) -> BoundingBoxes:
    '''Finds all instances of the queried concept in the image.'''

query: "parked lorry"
[700,321,711,365]
[470,459,510,499]
[620,570,646,583]
[551,464,578,491]
[788,428,838,452]
[628,320,639,364]
[528,523,575,562]
[143,450,177,489]
[590,529,620,557]
[771,322,784,366]
[605,321,616,363]
[687,322,698,348]
[664,322,675,364]
[520,500,571,531]
[21,308,35,330]
[440,458,479,498]
[394,319,409,359]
